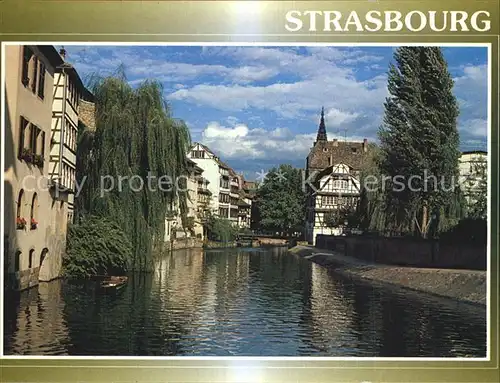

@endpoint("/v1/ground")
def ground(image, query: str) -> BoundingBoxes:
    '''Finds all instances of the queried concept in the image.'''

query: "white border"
[0,41,493,363]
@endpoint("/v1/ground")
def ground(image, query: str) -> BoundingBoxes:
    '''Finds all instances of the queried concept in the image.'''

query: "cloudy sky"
[61,45,488,180]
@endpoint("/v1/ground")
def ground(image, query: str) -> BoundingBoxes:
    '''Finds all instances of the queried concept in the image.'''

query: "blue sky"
[61,45,488,180]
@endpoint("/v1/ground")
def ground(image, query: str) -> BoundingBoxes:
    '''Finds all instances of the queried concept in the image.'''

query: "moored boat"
[99,276,128,292]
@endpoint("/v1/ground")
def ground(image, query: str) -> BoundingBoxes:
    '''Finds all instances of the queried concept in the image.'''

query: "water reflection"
[3,247,486,356]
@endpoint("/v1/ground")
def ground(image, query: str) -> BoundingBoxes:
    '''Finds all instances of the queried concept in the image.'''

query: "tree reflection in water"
[3,247,486,357]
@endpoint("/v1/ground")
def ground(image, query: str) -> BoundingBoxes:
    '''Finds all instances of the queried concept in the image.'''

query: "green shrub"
[63,216,133,279]
[207,217,238,243]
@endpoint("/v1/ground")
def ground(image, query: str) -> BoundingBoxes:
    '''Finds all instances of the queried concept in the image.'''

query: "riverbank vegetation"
[206,216,238,243]
[63,216,133,278]
[68,72,191,275]
[345,47,486,240]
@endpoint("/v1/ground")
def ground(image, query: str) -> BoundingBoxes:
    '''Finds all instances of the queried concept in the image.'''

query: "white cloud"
[64,45,487,156]
[460,118,488,138]
[167,47,388,140]
[324,108,360,127]
[199,121,370,163]
[454,64,488,145]
[200,122,315,160]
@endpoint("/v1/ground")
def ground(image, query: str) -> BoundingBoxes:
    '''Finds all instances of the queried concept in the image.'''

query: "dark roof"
[307,139,371,171]
[38,45,64,68]
[35,46,94,102]
[218,159,231,170]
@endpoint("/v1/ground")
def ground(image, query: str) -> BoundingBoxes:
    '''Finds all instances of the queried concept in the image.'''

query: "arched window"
[16,189,24,218]
[40,248,48,267]
[30,193,38,230]
[14,250,21,272]
[16,189,26,230]
[28,249,35,269]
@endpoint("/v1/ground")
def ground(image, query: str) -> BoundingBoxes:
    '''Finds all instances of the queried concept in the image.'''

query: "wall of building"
[189,157,220,213]
[4,45,67,291]
[50,71,80,220]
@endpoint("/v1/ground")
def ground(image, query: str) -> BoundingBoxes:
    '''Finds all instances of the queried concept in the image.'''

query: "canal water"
[4,247,486,357]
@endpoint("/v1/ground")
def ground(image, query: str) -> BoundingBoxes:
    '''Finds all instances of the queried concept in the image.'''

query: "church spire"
[316,107,327,143]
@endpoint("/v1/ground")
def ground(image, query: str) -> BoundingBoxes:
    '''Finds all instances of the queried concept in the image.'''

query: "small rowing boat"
[100,276,128,292]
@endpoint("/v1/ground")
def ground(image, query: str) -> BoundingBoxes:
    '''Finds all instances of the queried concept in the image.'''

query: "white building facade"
[305,163,361,244]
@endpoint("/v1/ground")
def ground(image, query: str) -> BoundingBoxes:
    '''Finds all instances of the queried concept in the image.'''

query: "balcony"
[197,186,211,195]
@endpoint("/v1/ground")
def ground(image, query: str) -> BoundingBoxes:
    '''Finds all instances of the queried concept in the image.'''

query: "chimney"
[59,47,66,60]
[363,138,368,152]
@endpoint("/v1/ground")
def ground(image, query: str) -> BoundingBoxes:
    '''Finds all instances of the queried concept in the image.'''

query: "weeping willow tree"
[75,73,191,271]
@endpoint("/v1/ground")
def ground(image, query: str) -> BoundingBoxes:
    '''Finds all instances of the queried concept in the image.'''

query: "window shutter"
[21,47,33,86]
[38,62,45,99]
[31,56,38,93]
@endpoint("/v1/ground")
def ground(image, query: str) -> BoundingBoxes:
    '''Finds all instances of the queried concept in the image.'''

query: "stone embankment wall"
[316,235,486,270]
[289,245,487,307]
[170,237,203,251]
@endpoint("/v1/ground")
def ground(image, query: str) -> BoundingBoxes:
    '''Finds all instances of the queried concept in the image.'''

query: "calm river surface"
[4,247,486,357]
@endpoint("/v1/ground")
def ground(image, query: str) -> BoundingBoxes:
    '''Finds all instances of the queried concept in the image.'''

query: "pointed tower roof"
[315,107,327,143]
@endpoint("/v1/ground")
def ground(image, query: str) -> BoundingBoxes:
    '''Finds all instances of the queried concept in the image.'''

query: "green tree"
[63,216,133,279]
[255,164,306,236]
[378,47,462,237]
[74,74,191,271]
[207,217,238,243]
[466,156,487,219]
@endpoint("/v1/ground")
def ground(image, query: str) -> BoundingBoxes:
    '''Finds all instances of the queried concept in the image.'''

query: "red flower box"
[16,217,27,230]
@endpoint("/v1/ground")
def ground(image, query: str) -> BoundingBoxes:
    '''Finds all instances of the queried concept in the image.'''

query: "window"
[191,150,204,159]
[16,189,25,220]
[333,180,348,190]
[322,196,334,206]
[29,124,39,155]
[40,131,45,157]
[28,249,35,269]
[21,46,33,86]
[31,56,38,93]
[40,249,48,267]
[37,62,45,99]
[220,179,229,189]
[21,47,46,98]
[351,147,358,153]
[18,117,29,158]
[30,193,38,230]
[219,193,230,204]
[14,251,21,272]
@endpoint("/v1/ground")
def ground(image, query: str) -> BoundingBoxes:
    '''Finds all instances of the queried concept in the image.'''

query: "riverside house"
[304,108,371,245]
[4,45,91,290]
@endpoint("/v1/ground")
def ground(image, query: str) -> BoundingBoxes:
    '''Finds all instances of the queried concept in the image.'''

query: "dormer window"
[351,147,357,153]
